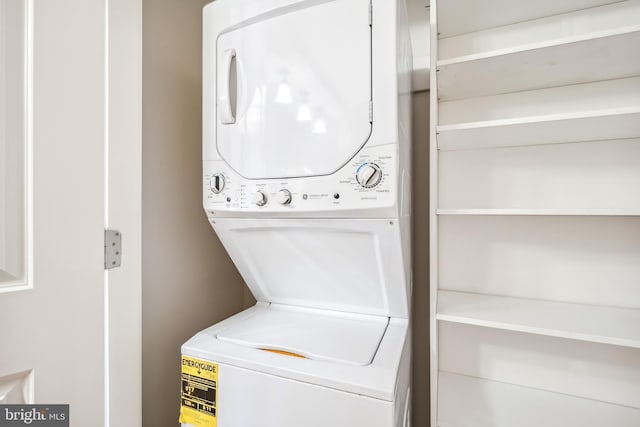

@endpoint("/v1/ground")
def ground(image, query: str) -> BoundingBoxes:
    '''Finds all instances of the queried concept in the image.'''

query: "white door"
[0,0,141,426]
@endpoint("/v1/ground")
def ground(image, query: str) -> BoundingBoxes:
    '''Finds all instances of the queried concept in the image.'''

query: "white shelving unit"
[430,1,640,425]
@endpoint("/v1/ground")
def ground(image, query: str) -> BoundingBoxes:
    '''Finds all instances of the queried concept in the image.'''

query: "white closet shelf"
[437,26,640,100]
[436,107,640,150]
[438,372,640,427]
[437,290,640,348]
[438,25,640,67]
[436,0,617,38]
[436,209,640,216]
[438,1,640,61]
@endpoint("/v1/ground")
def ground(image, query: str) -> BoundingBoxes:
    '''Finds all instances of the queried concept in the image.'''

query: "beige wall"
[141,1,247,426]
[411,90,430,426]
[142,1,431,425]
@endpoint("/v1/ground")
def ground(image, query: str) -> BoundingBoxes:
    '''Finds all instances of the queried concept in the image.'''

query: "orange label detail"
[260,348,306,358]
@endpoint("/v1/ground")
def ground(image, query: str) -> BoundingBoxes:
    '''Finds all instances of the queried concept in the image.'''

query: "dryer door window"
[215,0,372,179]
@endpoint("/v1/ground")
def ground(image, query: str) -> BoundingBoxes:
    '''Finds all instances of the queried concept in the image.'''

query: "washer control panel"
[203,144,397,215]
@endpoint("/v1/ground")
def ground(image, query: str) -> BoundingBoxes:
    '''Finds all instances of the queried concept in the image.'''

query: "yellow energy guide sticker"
[179,356,218,427]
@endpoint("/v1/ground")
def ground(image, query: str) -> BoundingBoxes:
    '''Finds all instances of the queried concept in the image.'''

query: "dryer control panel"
[203,144,399,217]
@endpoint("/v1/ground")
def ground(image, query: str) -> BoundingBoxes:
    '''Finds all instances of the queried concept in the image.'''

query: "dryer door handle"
[219,48,236,124]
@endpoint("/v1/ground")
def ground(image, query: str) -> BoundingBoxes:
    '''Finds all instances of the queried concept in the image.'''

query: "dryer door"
[215,0,372,179]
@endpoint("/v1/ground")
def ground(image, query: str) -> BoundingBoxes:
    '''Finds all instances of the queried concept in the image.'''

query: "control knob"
[275,189,292,205]
[210,173,225,194]
[356,163,382,188]
[252,191,267,206]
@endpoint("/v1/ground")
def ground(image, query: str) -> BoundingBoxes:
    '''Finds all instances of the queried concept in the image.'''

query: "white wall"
[142,0,247,425]
[407,0,430,90]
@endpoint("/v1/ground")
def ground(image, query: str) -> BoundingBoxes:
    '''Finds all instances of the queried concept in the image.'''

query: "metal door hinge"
[104,229,122,269]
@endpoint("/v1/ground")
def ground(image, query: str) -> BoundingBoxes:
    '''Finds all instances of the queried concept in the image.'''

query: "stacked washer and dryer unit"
[182,0,412,425]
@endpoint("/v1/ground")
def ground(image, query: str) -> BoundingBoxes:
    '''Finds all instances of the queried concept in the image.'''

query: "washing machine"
[180,0,412,425]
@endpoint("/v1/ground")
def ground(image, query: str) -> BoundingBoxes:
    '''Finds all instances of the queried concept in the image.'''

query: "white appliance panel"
[216,0,372,179]
[212,219,409,318]
[216,304,388,366]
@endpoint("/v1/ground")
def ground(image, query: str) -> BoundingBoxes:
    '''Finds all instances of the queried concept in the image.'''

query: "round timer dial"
[356,163,382,188]
[275,189,292,205]
[252,191,267,206]
[210,173,225,194]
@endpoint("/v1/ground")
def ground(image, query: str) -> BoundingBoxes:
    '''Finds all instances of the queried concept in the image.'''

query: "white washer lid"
[211,218,410,318]
[183,303,410,400]
[216,304,388,366]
